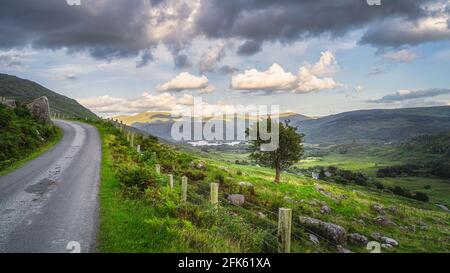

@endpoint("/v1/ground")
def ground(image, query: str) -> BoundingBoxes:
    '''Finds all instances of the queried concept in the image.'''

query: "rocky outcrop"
[380,236,399,247]
[347,233,369,246]
[299,216,347,245]
[0,96,17,108]
[26,96,52,125]
[227,194,245,206]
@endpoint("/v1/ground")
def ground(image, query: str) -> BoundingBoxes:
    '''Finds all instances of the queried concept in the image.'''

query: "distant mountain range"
[114,106,450,145]
[295,106,450,144]
[0,73,97,119]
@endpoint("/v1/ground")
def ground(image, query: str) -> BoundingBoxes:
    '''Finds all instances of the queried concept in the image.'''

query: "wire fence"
[108,119,335,253]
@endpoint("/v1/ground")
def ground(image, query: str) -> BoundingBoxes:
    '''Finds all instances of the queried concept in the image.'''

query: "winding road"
[0,120,101,253]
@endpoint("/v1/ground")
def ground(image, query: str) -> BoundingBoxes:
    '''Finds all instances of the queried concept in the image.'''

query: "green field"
[288,145,450,208]
[92,120,450,253]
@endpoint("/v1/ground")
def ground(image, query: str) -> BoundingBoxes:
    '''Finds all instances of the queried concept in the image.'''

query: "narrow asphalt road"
[0,120,101,253]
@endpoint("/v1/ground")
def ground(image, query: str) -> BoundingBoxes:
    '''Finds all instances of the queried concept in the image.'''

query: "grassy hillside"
[294,106,450,144]
[0,103,61,173]
[114,112,175,125]
[89,119,449,253]
[0,73,98,119]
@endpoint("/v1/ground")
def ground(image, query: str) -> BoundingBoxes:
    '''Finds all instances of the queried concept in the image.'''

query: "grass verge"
[0,126,62,177]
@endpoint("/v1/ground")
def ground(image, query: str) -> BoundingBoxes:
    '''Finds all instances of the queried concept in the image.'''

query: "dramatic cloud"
[0,0,444,66]
[231,51,342,93]
[383,49,418,63]
[369,88,450,103]
[77,92,194,114]
[156,72,210,92]
[361,3,450,47]
[196,0,436,48]
[0,0,200,64]
[198,42,226,73]
[237,40,262,56]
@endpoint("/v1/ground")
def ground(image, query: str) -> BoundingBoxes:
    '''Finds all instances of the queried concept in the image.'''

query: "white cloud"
[231,63,297,91]
[231,50,342,93]
[308,50,339,77]
[296,67,341,93]
[77,92,194,114]
[383,49,418,63]
[156,72,210,92]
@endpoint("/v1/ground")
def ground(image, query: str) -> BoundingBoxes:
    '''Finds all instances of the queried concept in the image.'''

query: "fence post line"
[168,174,174,190]
[155,164,161,175]
[277,208,292,253]
[130,132,134,148]
[181,176,188,203]
[210,183,219,206]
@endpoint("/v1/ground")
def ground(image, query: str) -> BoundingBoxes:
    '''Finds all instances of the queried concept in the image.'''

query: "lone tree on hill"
[246,117,304,183]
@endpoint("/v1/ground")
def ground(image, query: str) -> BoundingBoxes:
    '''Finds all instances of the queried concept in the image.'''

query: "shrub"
[116,165,163,191]
[0,104,57,171]
[413,192,429,202]
[141,150,157,164]
[424,185,431,190]
[393,186,412,198]
[373,181,385,190]
[215,173,225,184]
[183,170,207,181]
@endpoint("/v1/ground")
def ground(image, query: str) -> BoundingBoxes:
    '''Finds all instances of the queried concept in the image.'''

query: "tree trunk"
[275,164,281,183]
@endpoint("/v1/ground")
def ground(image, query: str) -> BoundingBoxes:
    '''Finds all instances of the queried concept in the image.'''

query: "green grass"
[96,125,246,253]
[0,127,62,177]
[205,157,450,252]
[298,151,399,176]
[379,177,450,206]
[94,122,450,253]
[97,126,188,252]
[293,147,450,207]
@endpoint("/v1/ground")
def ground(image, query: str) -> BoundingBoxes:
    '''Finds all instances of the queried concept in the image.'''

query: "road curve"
[0,120,101,253]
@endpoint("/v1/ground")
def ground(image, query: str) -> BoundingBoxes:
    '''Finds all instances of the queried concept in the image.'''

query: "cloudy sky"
[1,0,450,117]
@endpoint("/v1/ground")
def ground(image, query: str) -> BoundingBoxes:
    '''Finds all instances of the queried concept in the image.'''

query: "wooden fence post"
[136,144,141,153]
[155,164,161,175]
[210,183,219,206]
[168,174,174,190]
[130,132,134,148]
[181,176,188,203]
[277,208,292,253]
